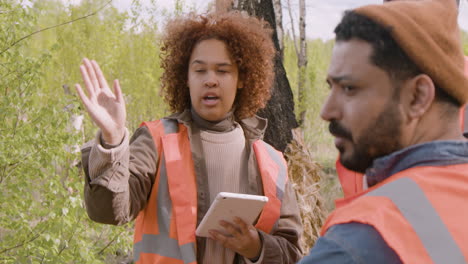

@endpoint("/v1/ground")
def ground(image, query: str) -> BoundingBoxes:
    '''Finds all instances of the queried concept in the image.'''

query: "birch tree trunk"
[273,0,284,58]
[297,0,308,124]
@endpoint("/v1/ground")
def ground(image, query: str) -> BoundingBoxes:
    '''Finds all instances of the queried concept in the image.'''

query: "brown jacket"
[81,110,303,263]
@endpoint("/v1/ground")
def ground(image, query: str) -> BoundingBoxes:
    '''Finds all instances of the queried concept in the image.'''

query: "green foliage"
[0,0,167,262]
[462,30,468,55]
[283,36,335,166]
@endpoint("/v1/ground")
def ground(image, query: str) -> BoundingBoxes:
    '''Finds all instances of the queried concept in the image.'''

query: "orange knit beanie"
[355,0,468,104]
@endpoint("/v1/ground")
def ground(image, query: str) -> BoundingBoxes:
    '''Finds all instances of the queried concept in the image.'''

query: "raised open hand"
[75,58,126,145]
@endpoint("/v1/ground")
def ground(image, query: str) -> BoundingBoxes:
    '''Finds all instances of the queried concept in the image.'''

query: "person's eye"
[218,69,228,73]
[195,69,206,73]
[343,85,356,93]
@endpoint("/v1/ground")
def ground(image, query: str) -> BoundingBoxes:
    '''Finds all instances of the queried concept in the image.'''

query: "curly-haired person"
[75,11,303,264]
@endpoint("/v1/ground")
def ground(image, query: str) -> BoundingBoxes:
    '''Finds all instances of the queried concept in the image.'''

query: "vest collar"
[366,140,468,187]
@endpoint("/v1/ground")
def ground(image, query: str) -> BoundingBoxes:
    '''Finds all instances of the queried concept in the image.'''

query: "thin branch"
[91,229,106,249]
[0,0,113,55]
[97,229,126,255]
[0,226,47,254]
[57,215,83,256]
[0,10,14,15]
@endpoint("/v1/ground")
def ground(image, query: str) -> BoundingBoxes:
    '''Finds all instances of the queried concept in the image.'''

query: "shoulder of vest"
[140,118,183,132]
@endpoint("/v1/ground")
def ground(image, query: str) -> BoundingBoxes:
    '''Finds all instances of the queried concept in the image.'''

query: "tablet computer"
[195,192,268,237]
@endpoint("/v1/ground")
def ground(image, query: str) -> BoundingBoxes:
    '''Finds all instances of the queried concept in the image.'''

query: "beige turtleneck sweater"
[200,123,252,263]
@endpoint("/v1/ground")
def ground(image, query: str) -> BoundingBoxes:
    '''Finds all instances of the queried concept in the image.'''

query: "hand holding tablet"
[195,192,268,237]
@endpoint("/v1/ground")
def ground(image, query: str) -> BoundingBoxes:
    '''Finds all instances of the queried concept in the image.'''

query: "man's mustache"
[329,121,353,140]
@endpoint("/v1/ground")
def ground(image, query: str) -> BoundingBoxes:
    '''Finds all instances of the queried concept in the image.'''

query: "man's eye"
[195,69,206,73]
[218,69,228,73]
[343,86,355,93]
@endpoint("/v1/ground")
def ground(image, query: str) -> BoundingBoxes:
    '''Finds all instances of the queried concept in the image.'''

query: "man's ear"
[400,74,436,120]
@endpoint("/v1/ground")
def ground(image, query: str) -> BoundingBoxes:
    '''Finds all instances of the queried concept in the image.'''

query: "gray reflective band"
[261,141,286,200]
[134,145,196,263]
[180,242,196,262]
[161,118,179,134]
[157,155,171,235]
[134,235,196,263]
[366,177,465,264]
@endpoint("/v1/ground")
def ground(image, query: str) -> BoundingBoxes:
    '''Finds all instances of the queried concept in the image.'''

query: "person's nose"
[320,88,343,122]
[204,71,218,88]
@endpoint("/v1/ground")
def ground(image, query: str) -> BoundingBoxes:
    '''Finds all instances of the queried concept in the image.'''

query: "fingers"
[209,230,229,244]
[113,79,124,104]
[75,84,92,109]
[220,220,242,237]
[79,58,116,99]
[91,60,110,92]
[83,58,100,93]
[79,64,95,98]
[209,220,261,259]
[234,217,251,234]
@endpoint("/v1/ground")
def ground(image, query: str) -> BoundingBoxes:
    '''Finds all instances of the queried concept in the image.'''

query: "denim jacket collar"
[366,140,468,187]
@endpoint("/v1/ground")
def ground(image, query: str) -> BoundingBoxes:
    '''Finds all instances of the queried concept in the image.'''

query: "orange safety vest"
[322,163,468,263]
[133,119,288,264]
[335,159,363,198]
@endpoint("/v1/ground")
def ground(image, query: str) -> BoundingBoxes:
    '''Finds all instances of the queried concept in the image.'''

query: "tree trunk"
[297,0,307,125]
[273,0,284,58]
[233,0,298,152]
[230,0,326,251]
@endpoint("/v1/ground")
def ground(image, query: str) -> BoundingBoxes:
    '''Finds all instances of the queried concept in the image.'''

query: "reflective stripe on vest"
[134,119,287,263]
[134,153,196,263]
[366,177,465,264]
[253,141,288,233]
[134,119,197,264]
[321,164,468,263]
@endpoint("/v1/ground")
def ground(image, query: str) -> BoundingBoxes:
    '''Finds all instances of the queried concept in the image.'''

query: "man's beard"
[330,100,404,173]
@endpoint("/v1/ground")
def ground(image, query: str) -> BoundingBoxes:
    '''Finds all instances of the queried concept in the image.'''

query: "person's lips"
[202,92,220,106]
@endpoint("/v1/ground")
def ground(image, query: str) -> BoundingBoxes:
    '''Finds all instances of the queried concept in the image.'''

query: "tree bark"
[233,0,298,152]
[230,1,327,251]
[297,0,308,125]
[273,0,284,58]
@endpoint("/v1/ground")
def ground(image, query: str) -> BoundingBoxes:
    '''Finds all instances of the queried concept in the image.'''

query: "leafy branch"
[57,215,83,256]
[0,0,113,55]
[0,224,47,254]
[97,229,126,255]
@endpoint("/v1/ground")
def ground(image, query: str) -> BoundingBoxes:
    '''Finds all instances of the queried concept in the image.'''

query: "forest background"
[1,0,467,263]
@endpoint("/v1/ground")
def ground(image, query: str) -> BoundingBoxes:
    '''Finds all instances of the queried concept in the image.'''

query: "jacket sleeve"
[298,223,402,264]
[81,126,158,225]
[258,181,304,264]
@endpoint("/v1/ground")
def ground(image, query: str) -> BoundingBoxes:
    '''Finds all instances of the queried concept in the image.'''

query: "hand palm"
[75,59,126,144]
